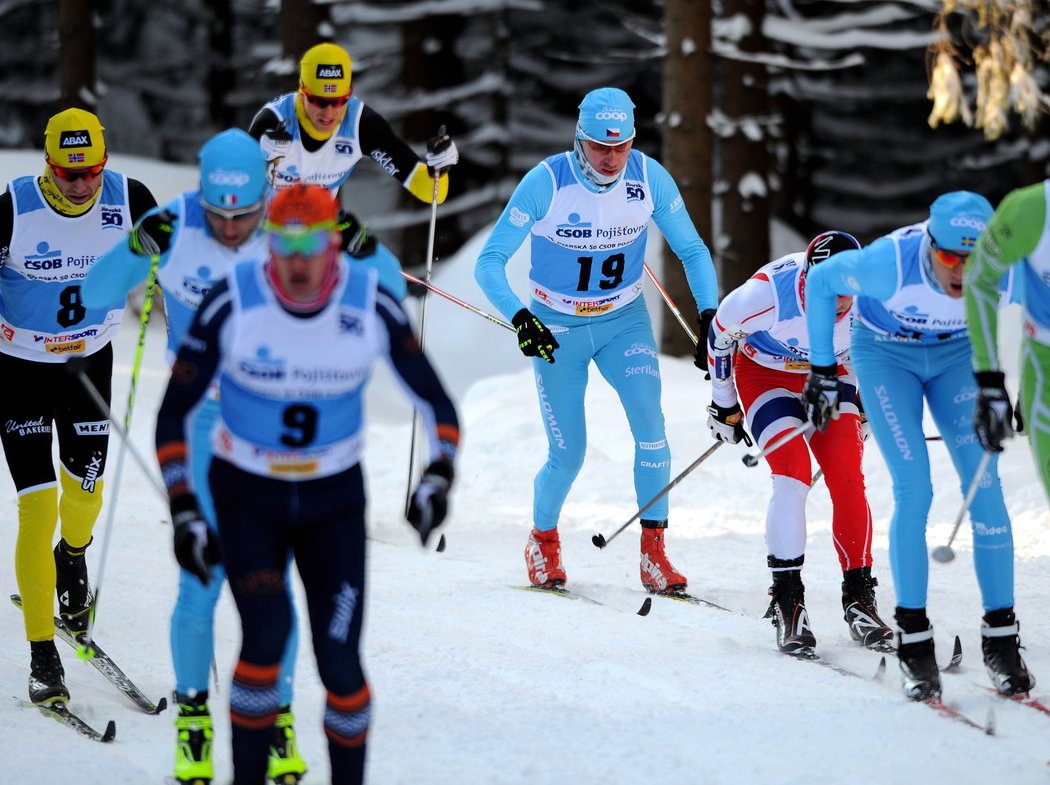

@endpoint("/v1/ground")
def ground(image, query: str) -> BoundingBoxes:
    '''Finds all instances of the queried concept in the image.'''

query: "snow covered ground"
[1,152,1048,784]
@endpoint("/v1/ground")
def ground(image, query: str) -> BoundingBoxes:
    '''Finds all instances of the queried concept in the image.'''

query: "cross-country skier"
[474,87,719,594]
[803,191,1034,700]
[706,230,894,656]
[0,108,156,706]
[155,183,459,785]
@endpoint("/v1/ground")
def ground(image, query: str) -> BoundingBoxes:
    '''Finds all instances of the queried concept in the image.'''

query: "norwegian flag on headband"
[68,153,85,163]
[323,84,338,93]
[606,128,621,138]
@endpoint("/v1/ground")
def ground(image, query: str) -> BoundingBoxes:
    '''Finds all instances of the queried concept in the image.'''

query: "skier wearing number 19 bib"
[0,108,156,705]
[475,87,719,593]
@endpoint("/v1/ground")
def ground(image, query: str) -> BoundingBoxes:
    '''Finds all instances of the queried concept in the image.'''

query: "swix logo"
[316,65,344,79]
[595,108,628,121]
[59,130,91,148]
[82,452,103,492]
[75,420,110,436]
[327,582,359,643]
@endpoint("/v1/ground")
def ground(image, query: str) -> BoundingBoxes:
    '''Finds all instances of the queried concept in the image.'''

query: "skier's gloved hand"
[512,309,559,363]
[260,123,292,163]
[707,401,753,446]
[802,364,841,432]
[407,458,454,546]
[170,493,221,586]
[426,125,459,176]
[694,308,717,379]
[974,371,1014,453]
[130,209,176,258]
[336,209,376,257]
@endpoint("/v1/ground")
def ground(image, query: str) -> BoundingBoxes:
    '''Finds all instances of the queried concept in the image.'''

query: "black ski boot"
[895,607,940,701]
[982,607,1035,696]
[54,538,93,634]
[841,566,894,652]
[29,640,69,705]
[764,557,816,655]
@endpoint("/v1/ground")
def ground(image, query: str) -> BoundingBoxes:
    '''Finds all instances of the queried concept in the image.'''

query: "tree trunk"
[718,0,770,294]
[58,0,96,110]
[207,0,236,128]
[660,0,713,356]
[279,0,328,93]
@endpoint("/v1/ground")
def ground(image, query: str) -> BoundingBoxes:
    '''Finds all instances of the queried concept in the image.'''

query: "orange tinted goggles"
[49,157,106,182]
[928,233,970,269]
[301,87,351,109]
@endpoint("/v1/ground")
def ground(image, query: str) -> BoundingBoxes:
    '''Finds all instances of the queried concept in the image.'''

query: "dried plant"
[927,0,1049,140]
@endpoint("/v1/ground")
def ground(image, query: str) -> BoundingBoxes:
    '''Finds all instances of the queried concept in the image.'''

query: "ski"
[943,635,963,673]
[979,687,1050,718]
[646,588,741,615]
[18,698,116,742]
[792,650,887,681]
[510,584,603,606]
[10,594,167,715]
[923,697,995,734]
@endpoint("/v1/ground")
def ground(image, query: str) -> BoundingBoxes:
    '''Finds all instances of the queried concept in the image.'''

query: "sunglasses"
[203,201,263,222]
[927,232,970,269]
[301,88,351,110]
[265,221,335,257]
[49,159,106,182]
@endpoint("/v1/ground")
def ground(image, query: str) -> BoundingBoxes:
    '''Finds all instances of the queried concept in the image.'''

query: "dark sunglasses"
[927,231,970,269]
[301,88,351,110]
[49,158,106,182]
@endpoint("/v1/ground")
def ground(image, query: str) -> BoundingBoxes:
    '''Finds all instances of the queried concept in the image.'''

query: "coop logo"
[316,64,344,80]
[949,216,986,232]
[624,343,656,358]
[594,108,628,121]
[74,420,110,436]
[59,130,91,148]
[101,208,123,228]
[208,169,250,187]
[334,140,354,156]
[555,213,593,239]
[24,241,62,270]
[239,346,286,380]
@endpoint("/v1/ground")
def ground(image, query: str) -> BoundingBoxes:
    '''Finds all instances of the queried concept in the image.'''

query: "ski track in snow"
[0,153,1047,784]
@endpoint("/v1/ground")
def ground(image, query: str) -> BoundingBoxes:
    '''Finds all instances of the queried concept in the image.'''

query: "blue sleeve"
[352,242,406,301]
[474,165,554,321]
[804,236,899,366]
[647,157,718,313]
[83,200,178,309]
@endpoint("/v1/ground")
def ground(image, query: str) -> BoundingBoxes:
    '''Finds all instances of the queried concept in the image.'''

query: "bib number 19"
[576,253,625,292]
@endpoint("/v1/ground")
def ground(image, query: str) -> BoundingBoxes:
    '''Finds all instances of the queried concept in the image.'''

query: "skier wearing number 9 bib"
[0,108,156,706]
[475,87,718,594]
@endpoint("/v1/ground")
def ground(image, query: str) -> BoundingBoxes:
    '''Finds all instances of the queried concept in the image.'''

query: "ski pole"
[70,262,163,657]
[643,263,698,346]
[404,131,445,531]
[931,450,992,564]
[401,271,513,332]
[742,421,812,468]
[592,441,723,549]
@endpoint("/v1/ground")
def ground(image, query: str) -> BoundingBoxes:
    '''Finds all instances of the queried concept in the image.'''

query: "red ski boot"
[525,527,566,588]
[639,521,687,593]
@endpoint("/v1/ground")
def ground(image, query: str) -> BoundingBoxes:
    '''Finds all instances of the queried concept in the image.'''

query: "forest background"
[1,0,1047,354]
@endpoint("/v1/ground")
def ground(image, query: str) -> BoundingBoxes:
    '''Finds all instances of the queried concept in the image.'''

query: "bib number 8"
[57,285,87,328]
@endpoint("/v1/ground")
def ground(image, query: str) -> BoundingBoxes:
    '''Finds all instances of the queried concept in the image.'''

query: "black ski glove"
[512,309,559,363]
[130,209,176,258]
[407,459,454,546]
[802,364,841,432]
[260,123,292,163]
[694,308,717,379]
[170,493,222,586]
[974,371,1013,453]
[707,401,753,446]
[336,209,377,258]
[426,125,459,176]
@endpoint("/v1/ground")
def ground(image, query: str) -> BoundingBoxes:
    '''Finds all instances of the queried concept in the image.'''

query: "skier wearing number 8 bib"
[0,108,156,706]
[475,87,719,594]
